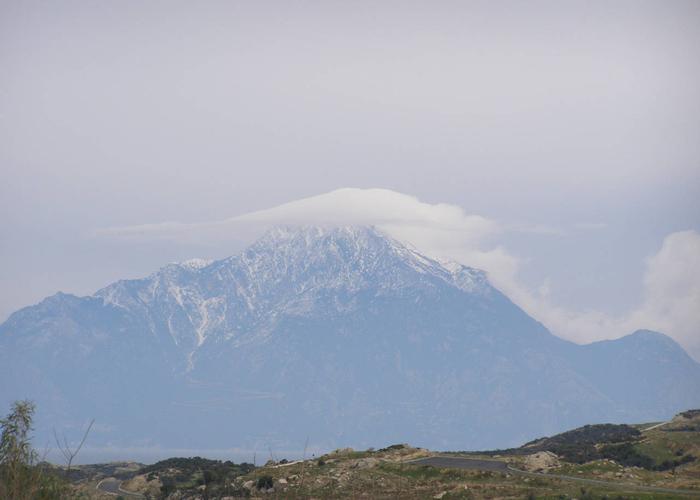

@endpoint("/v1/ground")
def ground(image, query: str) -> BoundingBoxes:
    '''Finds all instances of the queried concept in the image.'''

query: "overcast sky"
[1,1,699,356]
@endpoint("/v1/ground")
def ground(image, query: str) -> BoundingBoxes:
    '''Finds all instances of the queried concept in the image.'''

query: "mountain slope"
[1,226,699,455]
[572,330,700,416]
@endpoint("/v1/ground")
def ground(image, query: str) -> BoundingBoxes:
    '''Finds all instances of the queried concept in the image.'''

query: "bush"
[160,476,176,497]
[379,444,407,452]
[0,400,71,499]
[599,443,654,469]
[655,454,695,471]
[256,475,274,490]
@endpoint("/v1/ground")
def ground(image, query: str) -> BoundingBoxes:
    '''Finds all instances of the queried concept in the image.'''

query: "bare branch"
[53,419,95,473]
[72,419,94,462]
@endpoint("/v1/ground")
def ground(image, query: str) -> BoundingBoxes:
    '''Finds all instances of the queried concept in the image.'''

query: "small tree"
[0,400,72,499]
[0,400,41,498]
[0,400,36,464]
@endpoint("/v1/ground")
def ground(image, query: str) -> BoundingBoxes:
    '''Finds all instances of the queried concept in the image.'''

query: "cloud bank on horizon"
[100,187,700,359]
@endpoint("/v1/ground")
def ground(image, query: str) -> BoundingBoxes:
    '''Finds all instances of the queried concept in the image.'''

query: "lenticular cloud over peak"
[99,187,512,299]
[97,187,508,284]
[99,187,497,244]
[238,188,492,231]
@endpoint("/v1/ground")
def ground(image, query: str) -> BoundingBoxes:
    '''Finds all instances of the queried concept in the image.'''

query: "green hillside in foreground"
[63,409,700,499]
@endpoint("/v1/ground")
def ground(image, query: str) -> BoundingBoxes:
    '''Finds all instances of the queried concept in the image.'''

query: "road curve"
[409,456,699,497]
[96,477,143,498]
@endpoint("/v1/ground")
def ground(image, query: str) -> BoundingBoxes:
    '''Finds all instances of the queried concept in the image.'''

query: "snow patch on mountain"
[91,225,493,370]
[179,258,214,270]
[3,224,700,454]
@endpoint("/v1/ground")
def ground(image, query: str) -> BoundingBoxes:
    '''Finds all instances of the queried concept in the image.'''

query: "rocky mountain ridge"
[1,225,699,455]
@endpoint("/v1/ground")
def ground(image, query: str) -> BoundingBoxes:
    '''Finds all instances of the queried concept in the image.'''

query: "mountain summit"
[91,225,490,370]
[1,225,699,454]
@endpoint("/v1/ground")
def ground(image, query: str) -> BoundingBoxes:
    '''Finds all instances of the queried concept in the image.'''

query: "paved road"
[96,478,143,498]
[409,456,699,496]
[643,421,668,431]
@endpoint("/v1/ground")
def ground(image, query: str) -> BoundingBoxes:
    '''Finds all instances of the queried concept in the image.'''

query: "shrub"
[599,443,654,469]
[379,444,407,452]
[256,475,274,490]
[160,476,176,497]
[0,400,71,499]
[655,454,695,471]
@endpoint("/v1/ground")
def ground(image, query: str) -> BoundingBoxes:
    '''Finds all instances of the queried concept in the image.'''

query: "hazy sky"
[1,2,699,355]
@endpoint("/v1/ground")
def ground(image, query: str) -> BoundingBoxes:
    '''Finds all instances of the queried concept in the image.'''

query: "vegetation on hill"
[104,414,700,499]
[667,409,700,432]
[0,400,75,499]
[138,438,700,499]
[521,424,642,463]
[123,456,256,498]
[471,422,697,472]
[678,410,700,420]
[139,455,255,477]
[4,399,700,498]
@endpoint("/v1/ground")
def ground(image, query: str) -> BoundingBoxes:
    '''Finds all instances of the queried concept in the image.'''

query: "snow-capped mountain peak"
[2,225,700,454]
[91,225,492,368]
[178,258,214,270]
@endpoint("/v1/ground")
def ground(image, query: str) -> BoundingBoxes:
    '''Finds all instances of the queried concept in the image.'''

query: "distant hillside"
[67,409,700,499]
[473,409,700,472]
[519,424,643,464]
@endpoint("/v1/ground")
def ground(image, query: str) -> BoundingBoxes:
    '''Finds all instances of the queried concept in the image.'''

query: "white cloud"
[100,187,519,299]
[98,186,521,318]
[99,188,700,359]
[478,229,700,361]
[97,187,501,251]
[627,230,700,356]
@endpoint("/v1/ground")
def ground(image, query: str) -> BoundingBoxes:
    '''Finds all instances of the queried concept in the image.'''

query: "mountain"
[1,226,699,456]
